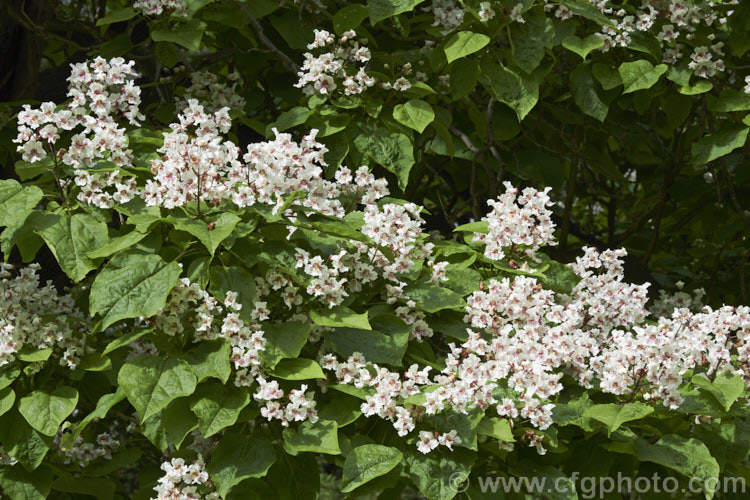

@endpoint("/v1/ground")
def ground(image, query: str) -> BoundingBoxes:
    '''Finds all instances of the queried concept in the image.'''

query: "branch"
[449,126,480,153]
[236,2,300,74]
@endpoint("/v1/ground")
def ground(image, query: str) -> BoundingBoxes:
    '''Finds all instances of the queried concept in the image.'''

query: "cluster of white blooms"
[15,57,143,208]
[473,182,556,262]
[177,71,246,113]
[254,376,319,426]
[0,263,85,369]
[155,278,267,382]
[511,2,531,22]
[295,29,375,96]
[650,281,706,316]
[134,0,187,16]
[687,44,725,79]
[417,430,461,454]
[152,455,217,500]
[478,2,496,21]
[57,433,119,467]
[295,249,352,308]
[429,0,465,34]
[142,99,235,210]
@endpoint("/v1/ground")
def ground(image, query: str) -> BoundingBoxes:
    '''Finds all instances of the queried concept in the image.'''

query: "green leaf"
[453,220,488,233]
[324,314,410,366]
[369,0,425,24]
[90,251,182,329]
[0,365,19,390]
[184,339,232,384]
[189,382,250,437]
[393,99,435,134]
[0,180,43,227]
[0,465,53,500]
[562,34,604,60]
[618,60,667,94]
[707,90,750,112]
[637,435,719,497]
[406,448,475,500]
[51,473,116,500]
[310,305,371,330]
[209,265,257,322]
[476,416,514,441]
[141,397,198,452]
[570,63,609,122]
[16,347,52,362]
[283,419,340,455]
[679,80,712,95]
[262,321,311,368]
[341,444,403,492]
[269,358,326,380]
[102,328,152,356]
[449,58,479,99]
[0,409,51,470]
[443,31,490,64]
[541,259,582,294]
[207,433,276,498]
[0,387,15,417]
[583,402,654,435]
[318,396,362,427]
[172,212,240,256]
[36,213,108,282]
[117,354,197,422]
[404,284,466,313]
[333,4,369,34]
[692,373,746,412]
[87,231,147,259]
[18,387,78,436]
[592,63,622,90]
[62,389,125,450]
[354,128,414,190]
[481,62,539,121]
[270,106,311,134]
[510,16,555,73]
[151,20,206,50]
[155,41,179,68]
[691,126,749,165]
[96,7,137,26]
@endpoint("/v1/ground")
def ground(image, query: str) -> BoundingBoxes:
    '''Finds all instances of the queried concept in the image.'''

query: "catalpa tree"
[0,1,750,499]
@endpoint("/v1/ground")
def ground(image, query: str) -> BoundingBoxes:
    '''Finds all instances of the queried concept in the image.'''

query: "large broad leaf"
[0,387,14,417]
[692,373,746,412]
[0,179,43,227]
[333,4,369,34]
[117,354,197,422]
[637,435,720,498]
[583,402,654,435]
[341,444,403,492]
[89,251,182,329]
[62,389,125,450]
[393,99,435,134]
[268,358,326,380]
[18,387,78,436]
[406,448,475,500]
[207,433,276,498]
[0,409,52,470]
[369,0,425,24]
[189,382,250,437]
[141,397,199,452]
[354,127,414,190]
[209,265,257,322]
[510,16,555,73]
[691,126,749,165]
[618,60,667,94]
[571,63,609,122]
[36,213,108,282]
[184,339,232,384]
[262,321,311,368]
[171,212,240,256]
[87,230,147,259]
[310,305,371,330]
[51,473,116,500]
[404,284,466,313]
[476,416,514,441]
[283,419,340,455]
[562,34,604,60]
[707,90,750,112]
[96,7,137,26]
[481,62,539,121]
[151,20,206,50]
[0,465,53,500]
[443,31,490,64]
[508,461,577,500]
[324,314,410,365]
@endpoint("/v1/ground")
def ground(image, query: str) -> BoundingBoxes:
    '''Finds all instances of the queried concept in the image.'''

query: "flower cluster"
[0,263,85,369]
[152,455,217,500]
[473,181,556,262]
[417,430,461,454]
[134,0,187,16]
[177,71,246,113]
[58,432,120,467]
[295,29,375,96]
[14,57,143,208]
[429,0,465,34]
[254,376,319,426]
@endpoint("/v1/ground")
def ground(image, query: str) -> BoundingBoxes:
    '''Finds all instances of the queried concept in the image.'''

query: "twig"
[449,126,480,153]
[236,2,300,74]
